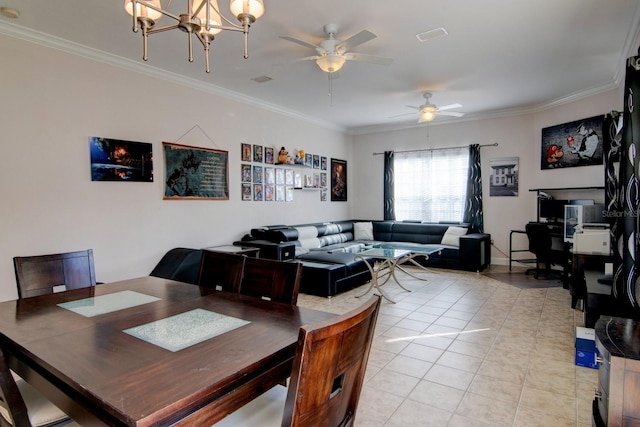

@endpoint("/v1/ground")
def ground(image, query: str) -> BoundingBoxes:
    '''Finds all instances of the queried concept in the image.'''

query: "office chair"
[525,222,567,282]
[213,294,381,427]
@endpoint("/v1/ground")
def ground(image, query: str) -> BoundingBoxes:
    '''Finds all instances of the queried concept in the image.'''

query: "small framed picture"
[321,156,327,170]
[276,185,285,202]
[286,187,294,202]
[305,153,312,167]
[242,183,252,200]
[285,169,294,186]
[253,184,263,201]
[264,167,275,185]
[275,168,285,185]
[320,188,327,201]
[264,147,274,164]
[320,172,327,187]
[313,154,320,169]
[253,144,263,163]
[265,184,274,201]
[294,171,302,189]
[253,165,263,183]
[241,164,252,183]
[241,143,252,162]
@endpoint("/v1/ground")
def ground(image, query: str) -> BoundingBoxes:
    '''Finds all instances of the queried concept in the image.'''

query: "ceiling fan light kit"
[124,0,265,73]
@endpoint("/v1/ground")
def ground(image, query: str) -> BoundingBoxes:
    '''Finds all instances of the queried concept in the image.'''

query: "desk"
[0,276,334,426]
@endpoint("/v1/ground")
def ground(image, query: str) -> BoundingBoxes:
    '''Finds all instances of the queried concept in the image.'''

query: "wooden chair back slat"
[282,295,381,427]
[13,250,96,299]
[240,258,302,305]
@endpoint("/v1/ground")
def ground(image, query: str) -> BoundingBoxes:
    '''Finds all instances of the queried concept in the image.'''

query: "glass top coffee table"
[355,248,414,303]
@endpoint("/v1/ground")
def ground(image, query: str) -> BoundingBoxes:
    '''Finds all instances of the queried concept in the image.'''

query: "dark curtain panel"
[463,144,483,232]
[603,111,622,300]
[613,54,640,310]
[383,151,395,220]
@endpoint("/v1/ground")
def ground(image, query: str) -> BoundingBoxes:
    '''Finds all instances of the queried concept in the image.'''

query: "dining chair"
[213,294,381,427]
[150,248,204,285]
[0,347,79,427]
[240,257,302,305]
[197,250,246,292]
[13,250,97,299]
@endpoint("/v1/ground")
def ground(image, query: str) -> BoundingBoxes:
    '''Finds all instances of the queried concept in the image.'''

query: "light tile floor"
[297,265,597,427]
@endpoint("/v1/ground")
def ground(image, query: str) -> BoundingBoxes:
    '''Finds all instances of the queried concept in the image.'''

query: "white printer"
[572,224,611,255]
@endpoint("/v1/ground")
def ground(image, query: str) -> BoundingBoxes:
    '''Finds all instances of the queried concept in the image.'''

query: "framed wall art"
[241,143,251,162]
[163,142,228,200]
[541,114,604,169]
[330,158,347,201]
[253,144,263,163]
[489,157,519,196]
[90,136,153,182]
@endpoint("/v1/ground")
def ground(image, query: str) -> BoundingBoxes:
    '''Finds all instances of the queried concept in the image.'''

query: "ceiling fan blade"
[388,112,415,119]
[291,55,319,63]
[344,53,393,66]
[336,30,376,53]
[437,103,463,111]
[438,111,465,117]
[280,35,322,51]
[404,105,420,110]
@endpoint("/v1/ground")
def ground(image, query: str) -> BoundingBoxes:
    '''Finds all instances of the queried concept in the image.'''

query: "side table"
[205,245,260,258]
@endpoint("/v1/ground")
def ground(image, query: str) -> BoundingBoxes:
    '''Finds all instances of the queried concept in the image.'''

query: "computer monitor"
[539,199,567,222]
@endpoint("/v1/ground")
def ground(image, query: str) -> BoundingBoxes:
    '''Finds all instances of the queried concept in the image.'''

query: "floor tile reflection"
[297,265,598,427]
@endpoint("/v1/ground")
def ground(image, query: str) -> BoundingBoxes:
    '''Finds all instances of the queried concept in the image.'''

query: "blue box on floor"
[575,327,599,369]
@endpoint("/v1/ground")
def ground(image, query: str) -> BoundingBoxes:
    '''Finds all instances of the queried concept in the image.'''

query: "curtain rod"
[372,142,498,156]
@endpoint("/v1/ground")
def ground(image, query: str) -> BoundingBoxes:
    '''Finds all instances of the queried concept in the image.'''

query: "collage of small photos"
[241,143,328,202]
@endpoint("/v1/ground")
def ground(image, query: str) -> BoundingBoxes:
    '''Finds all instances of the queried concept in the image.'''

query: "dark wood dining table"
[0,276,335,426]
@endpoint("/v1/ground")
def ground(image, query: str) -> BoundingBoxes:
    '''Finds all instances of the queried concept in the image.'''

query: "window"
[394,147,469,222]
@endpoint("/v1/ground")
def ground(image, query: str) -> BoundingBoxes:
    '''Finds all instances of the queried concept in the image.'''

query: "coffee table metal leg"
[355,257,412,303]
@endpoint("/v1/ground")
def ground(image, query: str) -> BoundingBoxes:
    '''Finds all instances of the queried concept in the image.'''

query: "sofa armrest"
[459,233,491,271]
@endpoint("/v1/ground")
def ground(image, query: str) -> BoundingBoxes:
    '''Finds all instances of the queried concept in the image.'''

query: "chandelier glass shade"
[124,0,265,73]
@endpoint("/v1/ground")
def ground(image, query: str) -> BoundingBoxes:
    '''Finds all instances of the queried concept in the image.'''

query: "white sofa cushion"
[440,226,467,247]
[354,222,374,240]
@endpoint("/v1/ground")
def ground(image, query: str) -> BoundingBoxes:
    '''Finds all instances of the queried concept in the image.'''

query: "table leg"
[355,257,412,303]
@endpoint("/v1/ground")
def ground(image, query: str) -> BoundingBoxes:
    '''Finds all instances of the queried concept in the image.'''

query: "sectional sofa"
[235,220,491,297]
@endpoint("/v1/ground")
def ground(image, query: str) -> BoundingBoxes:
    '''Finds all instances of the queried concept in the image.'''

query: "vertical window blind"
[394,147,469,222]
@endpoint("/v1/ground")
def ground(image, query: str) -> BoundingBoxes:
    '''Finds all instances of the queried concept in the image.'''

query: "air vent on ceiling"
[252,75,273,83]
[416,27,448,42]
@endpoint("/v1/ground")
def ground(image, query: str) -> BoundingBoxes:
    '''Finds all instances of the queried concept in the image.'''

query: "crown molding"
[0,20,346,133]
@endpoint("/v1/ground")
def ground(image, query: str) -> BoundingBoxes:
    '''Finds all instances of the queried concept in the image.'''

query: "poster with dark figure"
[330,158,347,201]
[90,137,153,182]
[540,115,605,169]
[163,142,228,200]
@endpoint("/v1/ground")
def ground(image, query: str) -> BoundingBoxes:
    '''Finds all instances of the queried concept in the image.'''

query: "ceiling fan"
[391,92,465,122]
[280,24,393,76]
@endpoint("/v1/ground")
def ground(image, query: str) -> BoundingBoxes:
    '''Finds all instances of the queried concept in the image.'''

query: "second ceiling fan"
[392,92,465,122]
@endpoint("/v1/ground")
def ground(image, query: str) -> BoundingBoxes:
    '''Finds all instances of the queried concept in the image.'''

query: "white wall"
[0,36,353,301]
[351,89,621,266]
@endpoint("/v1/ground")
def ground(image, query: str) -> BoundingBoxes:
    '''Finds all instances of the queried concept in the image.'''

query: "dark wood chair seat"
[0,347,79,427]
[13,250,97,299]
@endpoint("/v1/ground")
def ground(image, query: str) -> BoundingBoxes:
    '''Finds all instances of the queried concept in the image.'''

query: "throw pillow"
[440,226,467,247]
[354,222,374,240]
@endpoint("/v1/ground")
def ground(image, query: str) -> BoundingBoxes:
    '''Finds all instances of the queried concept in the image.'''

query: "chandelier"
[124,0,265,73]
